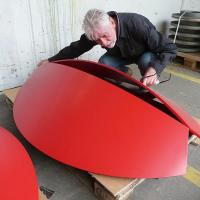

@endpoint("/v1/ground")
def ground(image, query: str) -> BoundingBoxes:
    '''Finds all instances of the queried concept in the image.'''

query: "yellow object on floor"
[184,166,200,189]
[165,68,200,85]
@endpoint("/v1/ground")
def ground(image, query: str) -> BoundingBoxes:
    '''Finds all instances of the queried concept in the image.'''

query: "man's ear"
[109,17,114,24]
[109,17,116,28]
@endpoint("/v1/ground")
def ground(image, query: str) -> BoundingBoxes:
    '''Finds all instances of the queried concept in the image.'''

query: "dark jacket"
[48,11,177,75]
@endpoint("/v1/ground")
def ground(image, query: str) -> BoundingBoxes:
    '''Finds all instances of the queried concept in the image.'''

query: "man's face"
[93,18,117,48]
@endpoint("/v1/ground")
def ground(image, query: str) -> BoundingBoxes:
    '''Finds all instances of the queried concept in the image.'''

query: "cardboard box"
[91,173,145,200]
[39,190,48,200]
[3,87,21,103]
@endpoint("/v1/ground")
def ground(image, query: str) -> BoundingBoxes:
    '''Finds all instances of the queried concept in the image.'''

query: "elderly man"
[48,9,176,86]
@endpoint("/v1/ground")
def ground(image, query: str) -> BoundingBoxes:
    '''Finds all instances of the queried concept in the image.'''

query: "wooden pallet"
[2,87,200,200]
[176,52,200,71]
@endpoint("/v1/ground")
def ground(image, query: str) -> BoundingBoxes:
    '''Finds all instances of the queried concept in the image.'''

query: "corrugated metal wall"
[0,0,199,90]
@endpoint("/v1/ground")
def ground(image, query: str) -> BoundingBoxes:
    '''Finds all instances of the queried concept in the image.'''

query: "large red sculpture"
[0,127,38,200]
[13,60,199,178]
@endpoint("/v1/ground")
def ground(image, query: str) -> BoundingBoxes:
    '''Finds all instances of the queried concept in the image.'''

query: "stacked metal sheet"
[169,11,200,53]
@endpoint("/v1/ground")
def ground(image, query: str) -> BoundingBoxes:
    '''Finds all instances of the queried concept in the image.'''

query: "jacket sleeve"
[48,34,97,62]
[135,16,177,75]
[145,28,177,75]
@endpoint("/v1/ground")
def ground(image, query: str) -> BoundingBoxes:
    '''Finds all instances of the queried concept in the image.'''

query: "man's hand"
[38,59,48,67]
[141,67,158,86]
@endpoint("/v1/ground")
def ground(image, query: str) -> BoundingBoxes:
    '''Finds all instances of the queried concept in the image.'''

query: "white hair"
[82,9,110,40]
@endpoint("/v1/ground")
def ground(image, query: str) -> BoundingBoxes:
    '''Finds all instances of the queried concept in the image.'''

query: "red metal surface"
[0,127,38,200]
[13,61,189,178]
[55,60,200,137]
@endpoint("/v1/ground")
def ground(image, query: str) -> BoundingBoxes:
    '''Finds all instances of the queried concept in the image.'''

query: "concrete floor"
[0,63,200,200]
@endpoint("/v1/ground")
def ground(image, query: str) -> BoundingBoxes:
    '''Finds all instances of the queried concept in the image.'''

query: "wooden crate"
[176,52,200,72]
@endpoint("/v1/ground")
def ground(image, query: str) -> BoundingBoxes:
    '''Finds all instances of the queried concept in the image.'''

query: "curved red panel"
[150,93,200,137]
[0,127,38,200]
[55,60,200,137]
[13,62,189,178]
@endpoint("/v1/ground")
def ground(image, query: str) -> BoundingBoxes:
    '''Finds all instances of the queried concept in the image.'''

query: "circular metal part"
[13,60,200,178]
[179,11,200,18]
[172,12,200,21]
[0,127,38,200]
[169,28,200,38]
[14,60,193,178]
[175,44,200,52]
[169,36,200,46]
[171,20,200,26]
[170,27,200,34]
[169,35,200,42]
[170,11,200,53]
[177,47,200,53]
[171,21,200,30]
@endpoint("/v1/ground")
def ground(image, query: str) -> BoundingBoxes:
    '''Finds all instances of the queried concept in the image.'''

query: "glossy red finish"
[13,61,189,178]
[55,60,200,137]
[0,127,38,200]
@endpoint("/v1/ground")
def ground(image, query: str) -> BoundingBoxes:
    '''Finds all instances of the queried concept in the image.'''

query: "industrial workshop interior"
[1,0,200,200]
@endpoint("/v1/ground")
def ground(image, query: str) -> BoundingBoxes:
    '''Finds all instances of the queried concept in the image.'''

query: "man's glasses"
[159,73,172,84]
[142,73,172,85]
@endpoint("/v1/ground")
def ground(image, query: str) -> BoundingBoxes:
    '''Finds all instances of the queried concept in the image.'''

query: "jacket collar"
[107,11,126,40]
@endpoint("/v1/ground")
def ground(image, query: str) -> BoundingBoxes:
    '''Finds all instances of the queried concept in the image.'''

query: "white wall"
[0,0,199,90]
[182,0,200,10]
